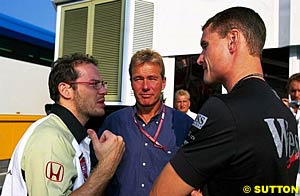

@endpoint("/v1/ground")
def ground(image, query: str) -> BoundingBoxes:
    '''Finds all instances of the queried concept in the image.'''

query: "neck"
[225,53,264,92]
[136,102,162,124]
[229,72,264,92]
[239,73,264,81]
[59,102,88,126]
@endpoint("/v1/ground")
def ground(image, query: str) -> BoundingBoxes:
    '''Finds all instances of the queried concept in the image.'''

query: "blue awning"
[0,13,55,49]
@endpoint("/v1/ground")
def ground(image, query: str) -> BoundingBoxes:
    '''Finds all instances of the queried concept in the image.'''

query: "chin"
[92,109,105,117]
[98,110,105,117]
[203,77,213,85]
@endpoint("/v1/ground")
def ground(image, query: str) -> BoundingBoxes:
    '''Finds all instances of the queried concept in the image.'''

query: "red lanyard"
[133,105,166,150]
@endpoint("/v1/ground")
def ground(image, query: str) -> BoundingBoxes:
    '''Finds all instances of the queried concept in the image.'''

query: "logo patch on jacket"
[45,161,64,182]
[192,114,208,130]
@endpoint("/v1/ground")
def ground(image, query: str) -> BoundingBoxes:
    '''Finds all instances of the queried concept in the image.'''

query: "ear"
[227,29,239,54]
[58,82,73,99]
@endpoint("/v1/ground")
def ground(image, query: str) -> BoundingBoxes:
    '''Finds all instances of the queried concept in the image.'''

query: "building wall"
[54,0,300,105]
[0,57,52,115]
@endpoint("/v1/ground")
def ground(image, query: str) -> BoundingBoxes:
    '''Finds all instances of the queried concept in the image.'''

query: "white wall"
[162,57,175,108]
[153,0,284,56]
[290,0,300,45]
[0,57,52,115]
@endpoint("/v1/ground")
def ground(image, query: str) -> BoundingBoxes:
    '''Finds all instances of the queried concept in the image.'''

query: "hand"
[87,129,125,178]
[281,98,289,108]
[191,189,203,196]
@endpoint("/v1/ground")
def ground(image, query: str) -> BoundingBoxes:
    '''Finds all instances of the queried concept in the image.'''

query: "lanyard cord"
[232,73,264,90]
[133,105,166,150]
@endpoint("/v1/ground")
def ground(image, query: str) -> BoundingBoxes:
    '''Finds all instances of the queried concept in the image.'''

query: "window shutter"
[59,0,124,102]
[92,0,123,101]
[132,0,154,53]
[61,6,88,55]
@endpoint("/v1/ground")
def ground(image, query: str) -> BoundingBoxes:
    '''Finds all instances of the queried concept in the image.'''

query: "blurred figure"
[151,7,298,196]
[282,73,300,196]
[2,53,125,195]
[92,48,193,196]
[174,89,197,119]
[282,73,300,115]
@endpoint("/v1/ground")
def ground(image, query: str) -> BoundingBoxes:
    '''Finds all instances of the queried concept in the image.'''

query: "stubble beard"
[75,93,106,119]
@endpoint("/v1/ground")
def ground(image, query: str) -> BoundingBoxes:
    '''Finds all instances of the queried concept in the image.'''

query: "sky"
[0,0,57,33]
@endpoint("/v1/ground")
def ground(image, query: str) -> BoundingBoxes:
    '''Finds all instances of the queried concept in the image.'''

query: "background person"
[282,73,300,116]
[282,73,300,196]
[92,48,193,196]
[174,89,197,119]
[2,53,125,195]
[151,7,298,196]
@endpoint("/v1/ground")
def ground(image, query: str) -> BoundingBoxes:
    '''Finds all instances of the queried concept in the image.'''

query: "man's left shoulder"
[168,107,193,122]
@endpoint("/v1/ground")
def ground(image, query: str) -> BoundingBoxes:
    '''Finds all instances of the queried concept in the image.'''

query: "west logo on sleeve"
[184,114,208,145]
[192,114,208,130]
[45,161,64,182]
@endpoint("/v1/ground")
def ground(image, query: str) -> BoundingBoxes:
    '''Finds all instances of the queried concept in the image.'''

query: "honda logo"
[45,161,64,182]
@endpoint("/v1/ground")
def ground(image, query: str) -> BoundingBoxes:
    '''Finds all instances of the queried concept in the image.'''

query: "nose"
[142,79,150,90]
[98,87,108,95]
[197,53,204,65]
[180,102,184,107]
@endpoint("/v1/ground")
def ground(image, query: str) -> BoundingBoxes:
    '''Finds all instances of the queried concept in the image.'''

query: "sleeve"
[170,96,236,189]
[22,127,76,196]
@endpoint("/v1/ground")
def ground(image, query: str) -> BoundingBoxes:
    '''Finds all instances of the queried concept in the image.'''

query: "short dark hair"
[128,48,165,80]
[203,6,266,57]
[287,73,300,91]
[49,53,98,102]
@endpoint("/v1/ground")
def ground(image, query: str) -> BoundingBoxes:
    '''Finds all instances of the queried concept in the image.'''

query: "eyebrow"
[201,40,208,48]
[91,79,101,82]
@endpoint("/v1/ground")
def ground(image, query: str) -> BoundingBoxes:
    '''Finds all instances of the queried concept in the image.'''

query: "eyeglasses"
[69,80,108,90]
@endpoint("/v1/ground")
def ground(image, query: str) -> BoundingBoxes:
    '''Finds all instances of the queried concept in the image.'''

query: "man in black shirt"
[151,7,299,196]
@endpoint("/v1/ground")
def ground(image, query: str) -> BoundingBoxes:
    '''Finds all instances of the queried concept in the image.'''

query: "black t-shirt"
[171,78,299,196]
